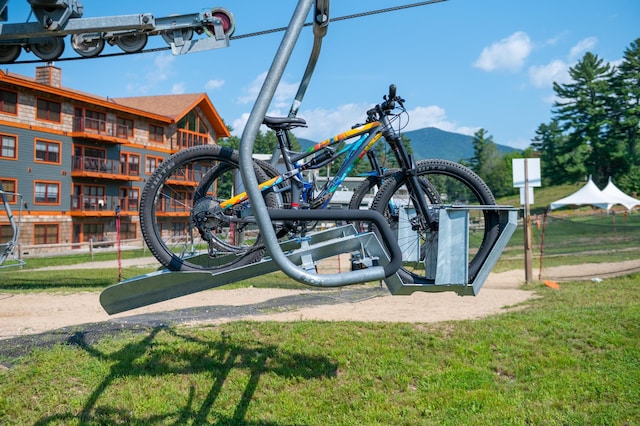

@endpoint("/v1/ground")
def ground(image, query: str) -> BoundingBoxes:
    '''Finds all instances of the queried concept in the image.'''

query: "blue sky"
[4,0,639,149]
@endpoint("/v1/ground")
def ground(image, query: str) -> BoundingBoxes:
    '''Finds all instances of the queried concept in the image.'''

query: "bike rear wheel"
[139,145,279,272]
[370,159,500,284]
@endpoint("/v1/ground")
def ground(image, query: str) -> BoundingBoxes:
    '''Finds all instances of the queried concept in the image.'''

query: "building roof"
[0,67,230,137]
[113,93,230,138]
[0,68,170,123]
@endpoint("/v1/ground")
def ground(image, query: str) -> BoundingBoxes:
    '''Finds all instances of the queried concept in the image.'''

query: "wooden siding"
[0,67,226,251]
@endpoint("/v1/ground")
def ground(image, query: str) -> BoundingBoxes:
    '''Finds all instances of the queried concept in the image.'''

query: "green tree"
[218,128,301,154]
[531,120,571,186]
[552,52,616,186]
[467,129,514,198]
[608,38,640,193]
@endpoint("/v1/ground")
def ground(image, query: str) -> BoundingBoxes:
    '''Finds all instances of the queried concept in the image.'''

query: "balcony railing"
[72,155,140,178]
[70,195,139,213]
[175,129,208,150]
[73,117,132,140]
[155,195,193,214]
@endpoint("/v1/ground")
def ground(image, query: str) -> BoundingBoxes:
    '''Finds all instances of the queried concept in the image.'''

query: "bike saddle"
[262,116,307,130]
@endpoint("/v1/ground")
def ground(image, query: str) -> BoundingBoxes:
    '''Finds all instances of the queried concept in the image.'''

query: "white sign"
[519,187,534,205]
[512,158,541,188]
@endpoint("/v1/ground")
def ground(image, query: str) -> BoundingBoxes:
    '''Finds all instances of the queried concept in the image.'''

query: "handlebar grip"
[388,84,397,100]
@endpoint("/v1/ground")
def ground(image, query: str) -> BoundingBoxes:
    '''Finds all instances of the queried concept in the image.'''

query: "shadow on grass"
[32,326,335,425]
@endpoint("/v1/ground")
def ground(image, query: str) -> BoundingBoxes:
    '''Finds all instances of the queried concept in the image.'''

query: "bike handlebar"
[366,83,405,121]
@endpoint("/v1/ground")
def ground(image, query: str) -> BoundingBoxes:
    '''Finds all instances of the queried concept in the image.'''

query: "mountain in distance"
[296,127,519,162]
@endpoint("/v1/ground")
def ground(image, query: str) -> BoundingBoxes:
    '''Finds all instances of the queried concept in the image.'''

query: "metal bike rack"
[99,204,517,313]
[100,224,401,314]
[98,0,518,314]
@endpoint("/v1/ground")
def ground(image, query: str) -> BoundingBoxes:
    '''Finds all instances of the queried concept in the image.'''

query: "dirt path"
[1,259,639,340]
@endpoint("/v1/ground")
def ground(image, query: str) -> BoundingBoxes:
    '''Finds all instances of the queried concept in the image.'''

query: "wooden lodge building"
[0,65,229,252]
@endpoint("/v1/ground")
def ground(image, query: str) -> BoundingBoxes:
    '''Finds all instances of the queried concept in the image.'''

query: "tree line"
[468,37,640,198]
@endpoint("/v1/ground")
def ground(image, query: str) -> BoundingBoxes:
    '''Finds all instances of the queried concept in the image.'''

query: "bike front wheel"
[139,144,279,272]
[370,159,500,284]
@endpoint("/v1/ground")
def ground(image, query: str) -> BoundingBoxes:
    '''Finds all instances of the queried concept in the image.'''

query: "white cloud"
[231,112,251,137]
[543,93,560,105]
[148,53,175,83]
[609,58,623,69]
[474,31,532,72]
[293,103,370,140]
[205,79,224,90]
[231,102,476,141]
[527,36,602,90]
[231,103,367,140]
[569,37,597,60]
[237,71,299,109]
[403,106,476,135]
[171,82,186,94]
[528,60,570,88]
[125,53,176,94]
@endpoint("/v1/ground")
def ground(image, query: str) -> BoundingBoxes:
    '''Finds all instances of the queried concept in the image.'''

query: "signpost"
[512,158,541,283]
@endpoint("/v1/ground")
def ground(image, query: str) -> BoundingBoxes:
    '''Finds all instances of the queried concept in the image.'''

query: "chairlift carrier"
[98,0,517,314]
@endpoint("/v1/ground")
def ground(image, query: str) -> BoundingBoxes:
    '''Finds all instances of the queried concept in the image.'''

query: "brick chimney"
[35,64,62,88]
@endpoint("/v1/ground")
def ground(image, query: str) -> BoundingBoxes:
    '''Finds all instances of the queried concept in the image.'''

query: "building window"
[1,224,13,243]
[0,89,17,114]
[82,223,104,243]
[169,190,190,212]
[73,146,106,172]
[36,98,61,122]
[0,179,17,203]
[120,152,140,176]
[1,134,16,159]
[177,110,209,148]
[179,110,209,134]
[145,155,163,174]
[34,223,59,245]
[171,221,187,236]
[116,117,134,139]
[73,184,105,210]
[84,110,106,132]
[120,187,139,211]
[34,181,60,204]
[35,140,61,164]
[149,124,164,142]
[120,223,137,240]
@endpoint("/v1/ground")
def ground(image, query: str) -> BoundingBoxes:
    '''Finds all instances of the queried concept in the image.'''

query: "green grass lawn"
[3,248,153,270]
[1,188,639,423]
[1,274,638,425]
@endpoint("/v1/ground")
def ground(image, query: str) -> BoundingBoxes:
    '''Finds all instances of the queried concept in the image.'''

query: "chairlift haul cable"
[8,0,448,64]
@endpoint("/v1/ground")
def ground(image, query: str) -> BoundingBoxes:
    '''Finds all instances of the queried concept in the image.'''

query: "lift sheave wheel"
[71,33,105,58]
[30,37,65,61]
[115,33,148,53]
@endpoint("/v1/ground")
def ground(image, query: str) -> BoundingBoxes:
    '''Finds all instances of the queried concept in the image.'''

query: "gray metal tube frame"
[238,0,389,287]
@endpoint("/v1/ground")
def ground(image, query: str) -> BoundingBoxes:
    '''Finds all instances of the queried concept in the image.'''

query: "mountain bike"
[139,84,501,284]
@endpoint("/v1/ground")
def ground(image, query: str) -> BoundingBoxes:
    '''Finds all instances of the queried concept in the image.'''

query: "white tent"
[549,176,615,210]
[601,177,640,210]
